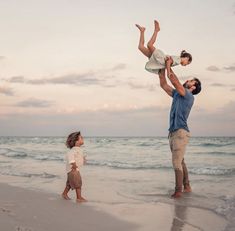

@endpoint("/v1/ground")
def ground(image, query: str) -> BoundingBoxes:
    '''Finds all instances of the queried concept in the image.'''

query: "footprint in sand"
[15,226,33,231]
[1,207,15,216]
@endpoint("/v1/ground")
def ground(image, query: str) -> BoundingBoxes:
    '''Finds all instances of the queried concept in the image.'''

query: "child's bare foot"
[76,197,88,203]
[154,20,160,32]
[171,191,182,199]
[61,194,71,200]
[135,24,145,32]
[183,185,192,193]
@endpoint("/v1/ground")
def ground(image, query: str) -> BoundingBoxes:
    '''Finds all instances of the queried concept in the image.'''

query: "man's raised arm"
[165,58,186,96]
[158,69,174,97]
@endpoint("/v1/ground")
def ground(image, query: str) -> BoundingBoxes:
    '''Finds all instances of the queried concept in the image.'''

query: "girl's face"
[75,135,84,146]
[181,57,191,66]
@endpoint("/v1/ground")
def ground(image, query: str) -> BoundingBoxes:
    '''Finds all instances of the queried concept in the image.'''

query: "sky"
[0,0,235,136]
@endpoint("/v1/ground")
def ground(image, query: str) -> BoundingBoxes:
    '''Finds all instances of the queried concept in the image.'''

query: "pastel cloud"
[0,86,14,96]
[15,98,55,108]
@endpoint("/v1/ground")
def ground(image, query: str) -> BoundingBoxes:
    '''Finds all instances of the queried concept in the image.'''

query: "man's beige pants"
[169,129,190,171]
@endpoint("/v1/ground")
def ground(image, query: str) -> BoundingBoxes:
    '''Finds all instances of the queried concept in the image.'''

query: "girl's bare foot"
[154,20,160,32]
[135,24,145,32]
[62,194,71,200]
[76,197,88,203]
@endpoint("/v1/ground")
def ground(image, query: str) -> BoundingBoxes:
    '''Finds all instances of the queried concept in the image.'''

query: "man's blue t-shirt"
[169,88,194,132]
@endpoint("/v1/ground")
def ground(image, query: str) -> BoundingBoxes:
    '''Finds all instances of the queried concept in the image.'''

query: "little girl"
[136,20,192,74]
[61,131,87,202]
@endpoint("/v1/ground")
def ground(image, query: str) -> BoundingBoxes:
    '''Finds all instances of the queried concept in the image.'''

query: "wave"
[0,148,64,161]
[0,148,27,158]
[87,160,235,176]
[200,142,235,147]
[1,171,59,179]
[33,155,63,161]
[87,160,172,171]
[190,167,235,176]
[195,151,235,156]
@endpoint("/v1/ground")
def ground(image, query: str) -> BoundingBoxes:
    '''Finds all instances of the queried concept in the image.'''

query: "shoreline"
[0,183,137,231]
[0,182,228,231]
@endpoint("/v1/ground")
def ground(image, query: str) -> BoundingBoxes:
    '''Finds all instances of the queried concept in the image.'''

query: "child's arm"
[70,162,78,171]
[158,69,174,97]
[165,58,186,96]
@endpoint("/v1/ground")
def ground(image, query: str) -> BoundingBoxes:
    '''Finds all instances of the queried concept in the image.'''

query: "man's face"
[183,79,197,89]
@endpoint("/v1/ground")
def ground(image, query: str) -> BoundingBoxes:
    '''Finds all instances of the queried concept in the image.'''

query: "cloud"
[223,64,235,72]
[207,64,235,73]
[7,72,105,86]
[0,56,6,60]
[210,83,226,87]
[5,63,129,87]
[190,101,235,135]
[111,63,127,71]
[0,102,235,136]
[206,66,220,72]
[0,86,14,96]
[8,76,25,83]
[40,73,103,85]
[128,82,156,91]
[0,105,169,136]
[15,98,54,108]
[6,63,127,87]
[231,88,235,91]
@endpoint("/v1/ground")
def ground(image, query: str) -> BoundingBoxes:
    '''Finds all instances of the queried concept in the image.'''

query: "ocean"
[0,136,234,230]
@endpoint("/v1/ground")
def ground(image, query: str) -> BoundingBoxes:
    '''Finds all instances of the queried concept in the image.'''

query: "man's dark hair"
[66,131,81,149]
[192,78,201,95]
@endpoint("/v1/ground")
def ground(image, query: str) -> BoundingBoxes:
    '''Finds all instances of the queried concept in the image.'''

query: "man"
[158,57,201,198]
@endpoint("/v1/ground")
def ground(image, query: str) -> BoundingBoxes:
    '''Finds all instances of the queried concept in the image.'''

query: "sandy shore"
[0,183,137,231]
[0,182,228,231]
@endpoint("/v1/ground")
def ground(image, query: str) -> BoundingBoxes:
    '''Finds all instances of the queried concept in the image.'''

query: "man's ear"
[190,86,196,91]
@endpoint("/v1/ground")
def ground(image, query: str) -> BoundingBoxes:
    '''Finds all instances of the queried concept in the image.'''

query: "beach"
[0,136,234,231]
[0,182,228,231]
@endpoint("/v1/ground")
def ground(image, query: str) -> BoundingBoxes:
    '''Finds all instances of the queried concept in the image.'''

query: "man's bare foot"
[76,197,88,203]
[154,20,160,32]
[183,185,192,193]
[171,191,182,199]
[62,194,71,200]
[135,24,145,32]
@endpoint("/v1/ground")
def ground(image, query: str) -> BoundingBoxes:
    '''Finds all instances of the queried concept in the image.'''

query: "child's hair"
[66,131,81,149]
[192,78,201,95]
[180,50,192,63]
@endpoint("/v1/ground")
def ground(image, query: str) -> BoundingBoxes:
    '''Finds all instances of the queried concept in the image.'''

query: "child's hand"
[165,56,173,65]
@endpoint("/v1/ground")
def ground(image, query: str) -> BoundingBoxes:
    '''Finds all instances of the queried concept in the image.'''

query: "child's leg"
[136,24,151,58]
[62,185,71,200]
[147,20,160,54]
[75,188,87,202]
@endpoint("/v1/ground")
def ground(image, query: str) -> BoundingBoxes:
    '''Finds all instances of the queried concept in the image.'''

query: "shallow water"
[0,136,234,230]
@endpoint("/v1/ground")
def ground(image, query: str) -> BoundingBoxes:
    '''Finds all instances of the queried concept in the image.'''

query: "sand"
[0,182,228,231]
[0,183,137,231]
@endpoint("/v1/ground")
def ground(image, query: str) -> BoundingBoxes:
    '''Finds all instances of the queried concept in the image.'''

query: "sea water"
[0,136,234,230]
